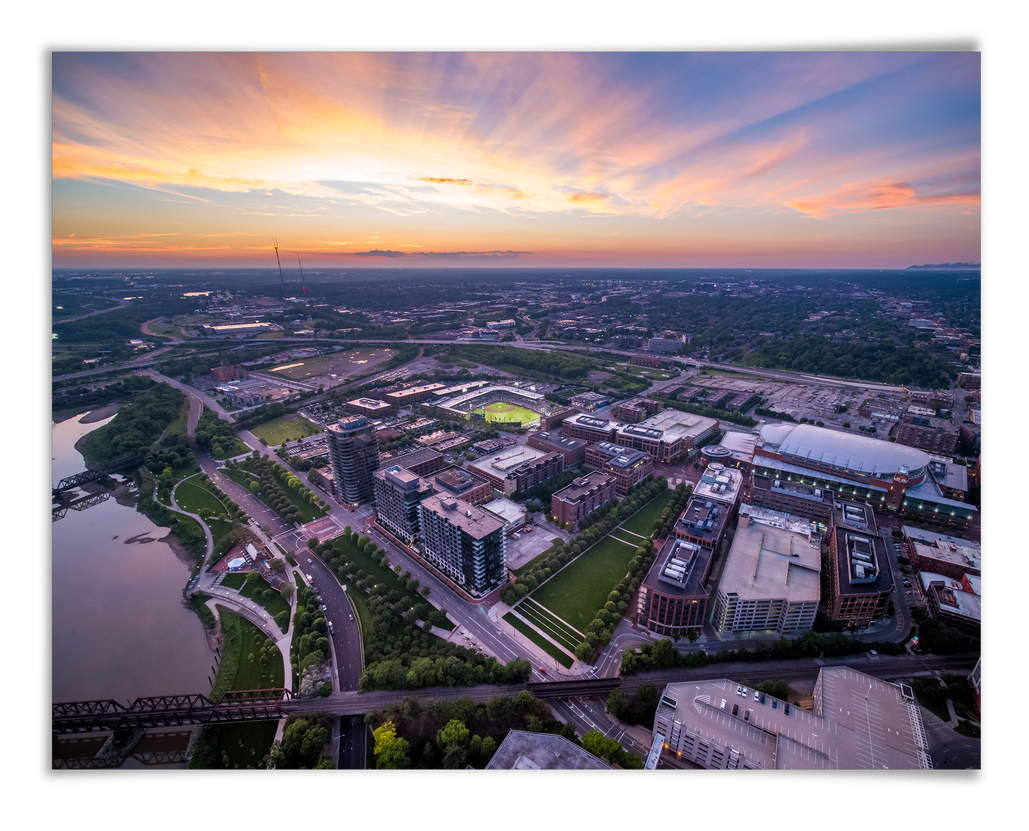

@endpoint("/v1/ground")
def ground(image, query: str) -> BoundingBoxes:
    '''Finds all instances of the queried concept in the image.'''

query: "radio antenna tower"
[272,238,285,290]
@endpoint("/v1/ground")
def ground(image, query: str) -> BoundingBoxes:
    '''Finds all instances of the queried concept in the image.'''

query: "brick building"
[827,501,894,629]
[584,441,654,497]
[637,537,713,637]
[527,430,587,467]
[550,472,616,528]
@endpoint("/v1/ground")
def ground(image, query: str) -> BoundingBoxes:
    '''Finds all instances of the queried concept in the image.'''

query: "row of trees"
[501,476,668,607]
[620,629,907,675]
[582,730,643,769]
[289,584,332,694]
[649,482,694,541]
[574,534,658,663]
[228,454,326,525]
[313,531,532,691]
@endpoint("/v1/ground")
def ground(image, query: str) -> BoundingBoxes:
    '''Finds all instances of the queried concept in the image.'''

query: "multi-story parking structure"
[417,495,507,596]
[711,506,821,635]
[652,668,932,770]
[326,416,380,505]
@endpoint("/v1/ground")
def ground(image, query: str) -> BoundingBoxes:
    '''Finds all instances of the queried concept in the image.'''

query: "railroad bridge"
[52,454,144,498]
[52,678,623,734]
[52,689,295,734]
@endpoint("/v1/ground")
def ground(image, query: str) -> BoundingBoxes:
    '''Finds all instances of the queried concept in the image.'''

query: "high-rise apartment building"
[326,416,380,505]
[417,495,506,596]
[373,465,433,543]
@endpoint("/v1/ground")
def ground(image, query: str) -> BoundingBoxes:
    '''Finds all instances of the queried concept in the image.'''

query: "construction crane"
[272,238,285,290]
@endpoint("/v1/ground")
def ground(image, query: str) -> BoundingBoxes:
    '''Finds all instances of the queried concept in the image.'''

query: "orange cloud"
[787,180,981,218]
[568,192,609,203]
[411,176,473,185]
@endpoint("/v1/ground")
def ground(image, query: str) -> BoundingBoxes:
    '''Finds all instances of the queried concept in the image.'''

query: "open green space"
[52,294,123,320]
[220,572,247,590]
[608,530,644,546]
[347,585,374,651]
[195,610,284,769]
[211,436,250,459]
[248,414,320,446]
[175,477,229,516]
[165,401,190,438]
[620,489,675,536]
[531,535,638,633]
[239,574,291,632]
[515,599,582,653]
[503,613,574,668]
[207,517,233,543]
[482,403,541,425]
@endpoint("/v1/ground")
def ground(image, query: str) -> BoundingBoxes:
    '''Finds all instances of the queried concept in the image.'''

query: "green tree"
[437,719,471,751]
[372,720,411,770]
[480,736,497,762]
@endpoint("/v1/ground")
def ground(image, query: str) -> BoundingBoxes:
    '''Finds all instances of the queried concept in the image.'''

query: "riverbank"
[53,399,125,425]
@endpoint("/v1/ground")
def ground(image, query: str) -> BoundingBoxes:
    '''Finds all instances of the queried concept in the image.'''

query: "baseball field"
[481,402,541,424]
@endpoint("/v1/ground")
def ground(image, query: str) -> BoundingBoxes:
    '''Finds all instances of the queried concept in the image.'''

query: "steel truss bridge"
[53,454,144,498]
[52,689,294,734]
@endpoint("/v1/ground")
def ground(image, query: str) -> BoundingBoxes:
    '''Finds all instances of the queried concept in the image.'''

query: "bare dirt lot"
[267,347,396,384]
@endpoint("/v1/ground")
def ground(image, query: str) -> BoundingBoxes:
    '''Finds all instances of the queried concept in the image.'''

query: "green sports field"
[481,402,541,425]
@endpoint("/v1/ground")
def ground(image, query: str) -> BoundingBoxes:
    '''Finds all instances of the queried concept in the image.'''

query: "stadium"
[433,384,558,429]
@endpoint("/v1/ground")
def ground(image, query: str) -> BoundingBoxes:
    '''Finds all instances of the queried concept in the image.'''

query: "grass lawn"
[620,489,675,536]
[238,574,291,632]
[531,534,638,633]
[483,403,541,425]
[608,530,644,546]
[516,598,583,652]
[248,414,320,446]
[220,572,247,589]
[204,613,286,767]
[233,616,285,690]
[207,517,233,544]
[503,613,574,668]
[175,477,229,516]
[346,587,374,652]
[166,401,190,437]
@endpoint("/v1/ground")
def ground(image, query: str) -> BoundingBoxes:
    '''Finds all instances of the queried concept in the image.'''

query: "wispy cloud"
[51,52,980,267]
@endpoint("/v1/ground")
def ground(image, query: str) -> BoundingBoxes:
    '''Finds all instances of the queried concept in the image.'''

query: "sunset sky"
[51,51,980,269]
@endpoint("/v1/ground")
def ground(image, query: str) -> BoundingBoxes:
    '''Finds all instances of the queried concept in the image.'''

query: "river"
[52,413,215,708]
